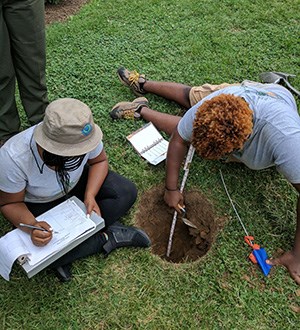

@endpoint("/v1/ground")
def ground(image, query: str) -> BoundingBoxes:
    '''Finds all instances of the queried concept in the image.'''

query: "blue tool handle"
[253,248,272,276]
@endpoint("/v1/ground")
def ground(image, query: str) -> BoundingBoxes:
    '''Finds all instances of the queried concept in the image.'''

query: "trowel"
[178,205,198,229]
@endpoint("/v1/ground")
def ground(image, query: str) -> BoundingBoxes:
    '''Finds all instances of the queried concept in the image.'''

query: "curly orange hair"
[191,94,253,160]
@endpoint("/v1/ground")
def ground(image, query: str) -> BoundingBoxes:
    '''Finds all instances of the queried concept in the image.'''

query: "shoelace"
[123,110,134,119]
[122,107,142,120]
[128,70,140,85]
[123,109,136,119]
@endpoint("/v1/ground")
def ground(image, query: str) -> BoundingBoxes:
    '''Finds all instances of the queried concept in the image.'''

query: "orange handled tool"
[220,170,272,276]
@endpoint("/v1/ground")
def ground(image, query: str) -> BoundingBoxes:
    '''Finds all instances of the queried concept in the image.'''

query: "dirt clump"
[135,185,224,263]
[45,0,89,25]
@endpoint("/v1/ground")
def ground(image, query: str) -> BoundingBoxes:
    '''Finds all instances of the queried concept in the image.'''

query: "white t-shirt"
[177,82,300,184]
[0,125,103,203]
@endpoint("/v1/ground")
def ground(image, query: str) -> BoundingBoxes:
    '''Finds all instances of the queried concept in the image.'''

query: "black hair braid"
[42,150,85,197]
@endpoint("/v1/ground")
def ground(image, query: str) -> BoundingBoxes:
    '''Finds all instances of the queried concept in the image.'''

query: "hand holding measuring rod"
[166,145,195,257]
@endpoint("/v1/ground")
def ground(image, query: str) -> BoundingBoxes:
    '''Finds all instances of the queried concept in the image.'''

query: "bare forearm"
[165,132,188,190]
[84,160,109,199]
[0,203,37,234]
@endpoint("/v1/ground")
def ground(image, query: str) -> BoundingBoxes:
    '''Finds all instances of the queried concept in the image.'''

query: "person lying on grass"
[110,67,300,285]
[0,98,150,282]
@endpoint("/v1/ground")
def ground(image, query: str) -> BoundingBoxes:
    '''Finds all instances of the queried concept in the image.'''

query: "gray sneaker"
[110,97,149,120]
[117,67,147,96]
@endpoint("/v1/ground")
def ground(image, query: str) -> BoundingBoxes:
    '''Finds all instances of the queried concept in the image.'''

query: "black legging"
[26,168,137,267]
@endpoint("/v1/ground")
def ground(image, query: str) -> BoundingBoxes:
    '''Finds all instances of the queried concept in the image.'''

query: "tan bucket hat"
[34,98,103,156]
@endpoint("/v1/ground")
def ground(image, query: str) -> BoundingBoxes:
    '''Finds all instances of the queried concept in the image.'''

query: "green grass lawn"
[1,0,300,328]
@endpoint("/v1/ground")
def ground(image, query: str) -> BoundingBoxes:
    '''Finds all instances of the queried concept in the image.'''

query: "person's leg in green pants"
[0,0,48,142]
[0,0,20,141]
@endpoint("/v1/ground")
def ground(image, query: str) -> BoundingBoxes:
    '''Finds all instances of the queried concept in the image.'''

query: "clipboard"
[21,196,105,278]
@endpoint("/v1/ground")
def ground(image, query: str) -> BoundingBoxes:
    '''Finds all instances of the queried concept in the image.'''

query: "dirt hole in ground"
[135,185,225,263]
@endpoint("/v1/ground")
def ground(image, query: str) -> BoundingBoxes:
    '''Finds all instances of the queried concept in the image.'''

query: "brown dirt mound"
[45,0,89,25]
[135,185,225,263]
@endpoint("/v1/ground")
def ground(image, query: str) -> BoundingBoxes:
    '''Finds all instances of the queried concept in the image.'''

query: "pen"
[19,223,58,234]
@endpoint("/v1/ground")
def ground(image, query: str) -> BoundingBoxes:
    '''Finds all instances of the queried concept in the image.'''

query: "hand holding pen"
[19,223,58,233]
[19,221,55,247]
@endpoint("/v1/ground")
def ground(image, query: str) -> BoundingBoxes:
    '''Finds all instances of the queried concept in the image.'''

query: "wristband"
[165,186,179,191]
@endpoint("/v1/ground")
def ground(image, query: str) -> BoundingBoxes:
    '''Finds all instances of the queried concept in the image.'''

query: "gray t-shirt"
[0,125,103,202]
[177,81,300,183]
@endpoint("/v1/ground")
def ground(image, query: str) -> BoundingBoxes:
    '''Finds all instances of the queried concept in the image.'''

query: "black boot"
[103,223,151,257]
[54,263,73,282]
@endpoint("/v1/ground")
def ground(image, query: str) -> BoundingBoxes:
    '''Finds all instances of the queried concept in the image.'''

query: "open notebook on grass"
[126,122,169,165]
[0,196,105,280]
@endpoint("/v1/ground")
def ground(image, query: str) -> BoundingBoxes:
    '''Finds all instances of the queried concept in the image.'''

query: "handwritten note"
[126,122,169,165]
[0,199,96,280]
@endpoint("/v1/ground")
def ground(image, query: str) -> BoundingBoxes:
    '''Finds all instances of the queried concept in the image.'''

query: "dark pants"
[26,169,137,267]
[0,0,48,140]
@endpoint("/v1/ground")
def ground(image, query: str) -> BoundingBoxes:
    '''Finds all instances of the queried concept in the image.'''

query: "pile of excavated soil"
[135,185,226,263]
[45,0,89,25]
